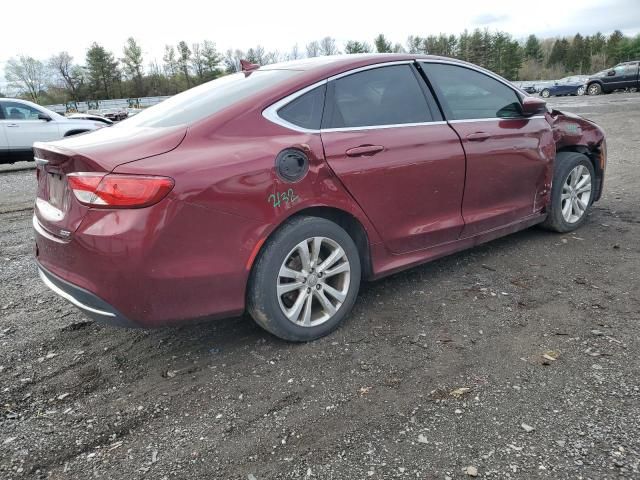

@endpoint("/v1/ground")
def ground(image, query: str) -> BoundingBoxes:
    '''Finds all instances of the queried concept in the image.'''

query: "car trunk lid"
[34,125,186,239]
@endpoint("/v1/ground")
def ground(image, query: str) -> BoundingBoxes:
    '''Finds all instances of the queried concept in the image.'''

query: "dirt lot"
[1,93,639,480]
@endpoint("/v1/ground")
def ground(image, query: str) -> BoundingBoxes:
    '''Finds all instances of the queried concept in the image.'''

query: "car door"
[602,65,627,91]
[420,62,554,238]
[0,101,60,153]
[623,63,639,89]
[320,63,466,254]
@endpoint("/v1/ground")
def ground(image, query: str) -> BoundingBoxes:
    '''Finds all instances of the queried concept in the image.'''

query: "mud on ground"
[1,93,639,479]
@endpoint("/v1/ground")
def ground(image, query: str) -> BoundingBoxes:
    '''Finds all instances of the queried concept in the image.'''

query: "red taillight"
[67,173,174,208]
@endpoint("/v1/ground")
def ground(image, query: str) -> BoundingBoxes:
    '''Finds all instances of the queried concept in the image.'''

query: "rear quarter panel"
[113,111,383,271]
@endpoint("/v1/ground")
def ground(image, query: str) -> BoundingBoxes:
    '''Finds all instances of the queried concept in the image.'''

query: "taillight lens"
[67,173,174,208]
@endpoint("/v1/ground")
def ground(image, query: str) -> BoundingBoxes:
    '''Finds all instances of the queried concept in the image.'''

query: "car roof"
[260,53,477,73]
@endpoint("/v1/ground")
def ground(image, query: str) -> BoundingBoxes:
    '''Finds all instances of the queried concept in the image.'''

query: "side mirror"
[607,70,616,76]
[38,113,52,121]
[521,96,547,117]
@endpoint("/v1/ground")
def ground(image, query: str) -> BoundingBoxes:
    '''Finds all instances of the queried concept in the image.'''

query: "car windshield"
[119,70,299,128]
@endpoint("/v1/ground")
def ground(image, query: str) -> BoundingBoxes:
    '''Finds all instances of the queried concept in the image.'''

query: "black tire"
[247,216,361,342]
[541,152,595,233]
[587,83,602,96]
[540,89,551,98]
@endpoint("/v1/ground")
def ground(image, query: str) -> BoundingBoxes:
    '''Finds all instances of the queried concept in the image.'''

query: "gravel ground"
[1,93,639,480]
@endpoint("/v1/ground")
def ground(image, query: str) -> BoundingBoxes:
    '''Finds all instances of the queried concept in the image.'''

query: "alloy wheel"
[561,165,592,224]
[277,237,351,327]
[588,84,600,95]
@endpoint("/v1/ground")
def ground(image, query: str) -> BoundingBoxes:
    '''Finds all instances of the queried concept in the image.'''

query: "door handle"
[466,132,490,141]
[345,145,385,157]
[6,123,19,127]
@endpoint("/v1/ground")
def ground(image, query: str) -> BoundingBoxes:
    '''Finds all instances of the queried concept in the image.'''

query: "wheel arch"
[249,205,374,281]
[556,145,604,201]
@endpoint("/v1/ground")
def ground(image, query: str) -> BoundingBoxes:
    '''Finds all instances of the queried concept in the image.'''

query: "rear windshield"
[118,70,299,128]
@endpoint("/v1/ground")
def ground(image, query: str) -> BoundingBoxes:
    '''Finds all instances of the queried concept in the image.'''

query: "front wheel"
[587,83,602,95]
[247,216,361,342]
[541,152,595,233]
[540,89,551,98]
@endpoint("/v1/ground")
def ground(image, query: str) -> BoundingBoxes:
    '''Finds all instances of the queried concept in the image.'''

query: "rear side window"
[120,70,299,128]
[323,65,434,129]
[278,84,326,130]
[421,63,522,120]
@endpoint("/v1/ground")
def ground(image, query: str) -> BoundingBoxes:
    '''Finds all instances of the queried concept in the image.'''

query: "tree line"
[3,30,639,105]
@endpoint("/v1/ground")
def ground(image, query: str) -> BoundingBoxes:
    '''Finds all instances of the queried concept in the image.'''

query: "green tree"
[373,34,392,53]
[524,35,543,62]
[177,41,192,88]
[246,45,266,65]
[406,35,424,54]
[547,38,570,68]
[344,40,371,54]
[201,40,222,79]
[607,30,625,64]
[163,45,179,93]
[85,43,120,99]
[121,37,144,96]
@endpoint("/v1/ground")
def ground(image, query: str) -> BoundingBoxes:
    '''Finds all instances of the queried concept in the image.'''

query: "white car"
[0,98,105,164]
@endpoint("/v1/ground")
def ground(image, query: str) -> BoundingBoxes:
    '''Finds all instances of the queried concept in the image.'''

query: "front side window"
[421,63,523,120]
[323,65,433,129]
[1,102,41,120]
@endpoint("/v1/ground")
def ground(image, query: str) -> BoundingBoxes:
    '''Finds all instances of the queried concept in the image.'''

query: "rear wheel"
[541,152,595,233]
[247,216,361,342]
[577,86,586,96]
[587,83,602,95]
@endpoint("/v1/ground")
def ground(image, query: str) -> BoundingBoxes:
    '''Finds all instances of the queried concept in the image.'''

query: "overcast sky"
[1,0,639,86]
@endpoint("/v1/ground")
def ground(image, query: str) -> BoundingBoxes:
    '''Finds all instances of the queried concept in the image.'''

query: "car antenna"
[240,59,260,76]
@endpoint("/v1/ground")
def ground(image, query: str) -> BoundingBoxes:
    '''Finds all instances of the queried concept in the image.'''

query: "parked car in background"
[539,76,586,98]
[521,84,538,94]
[0,98,105,164]
[68,113,114,125]
[33,54,606,342]
[102,108,128,122]
[586,61,640,95]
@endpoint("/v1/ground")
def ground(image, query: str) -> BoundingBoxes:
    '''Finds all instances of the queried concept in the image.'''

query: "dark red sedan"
[34,54,606,341]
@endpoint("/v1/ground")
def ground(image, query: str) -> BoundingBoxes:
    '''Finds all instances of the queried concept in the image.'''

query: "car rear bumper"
[33,197,259,327]
[37,261,137,328]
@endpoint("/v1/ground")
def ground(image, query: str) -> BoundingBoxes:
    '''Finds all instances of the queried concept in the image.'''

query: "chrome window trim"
[417,58,527,97]
[262,58,538,133]
[262,78,328,134]
[322,121,447,133]
[262,60,434,134]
